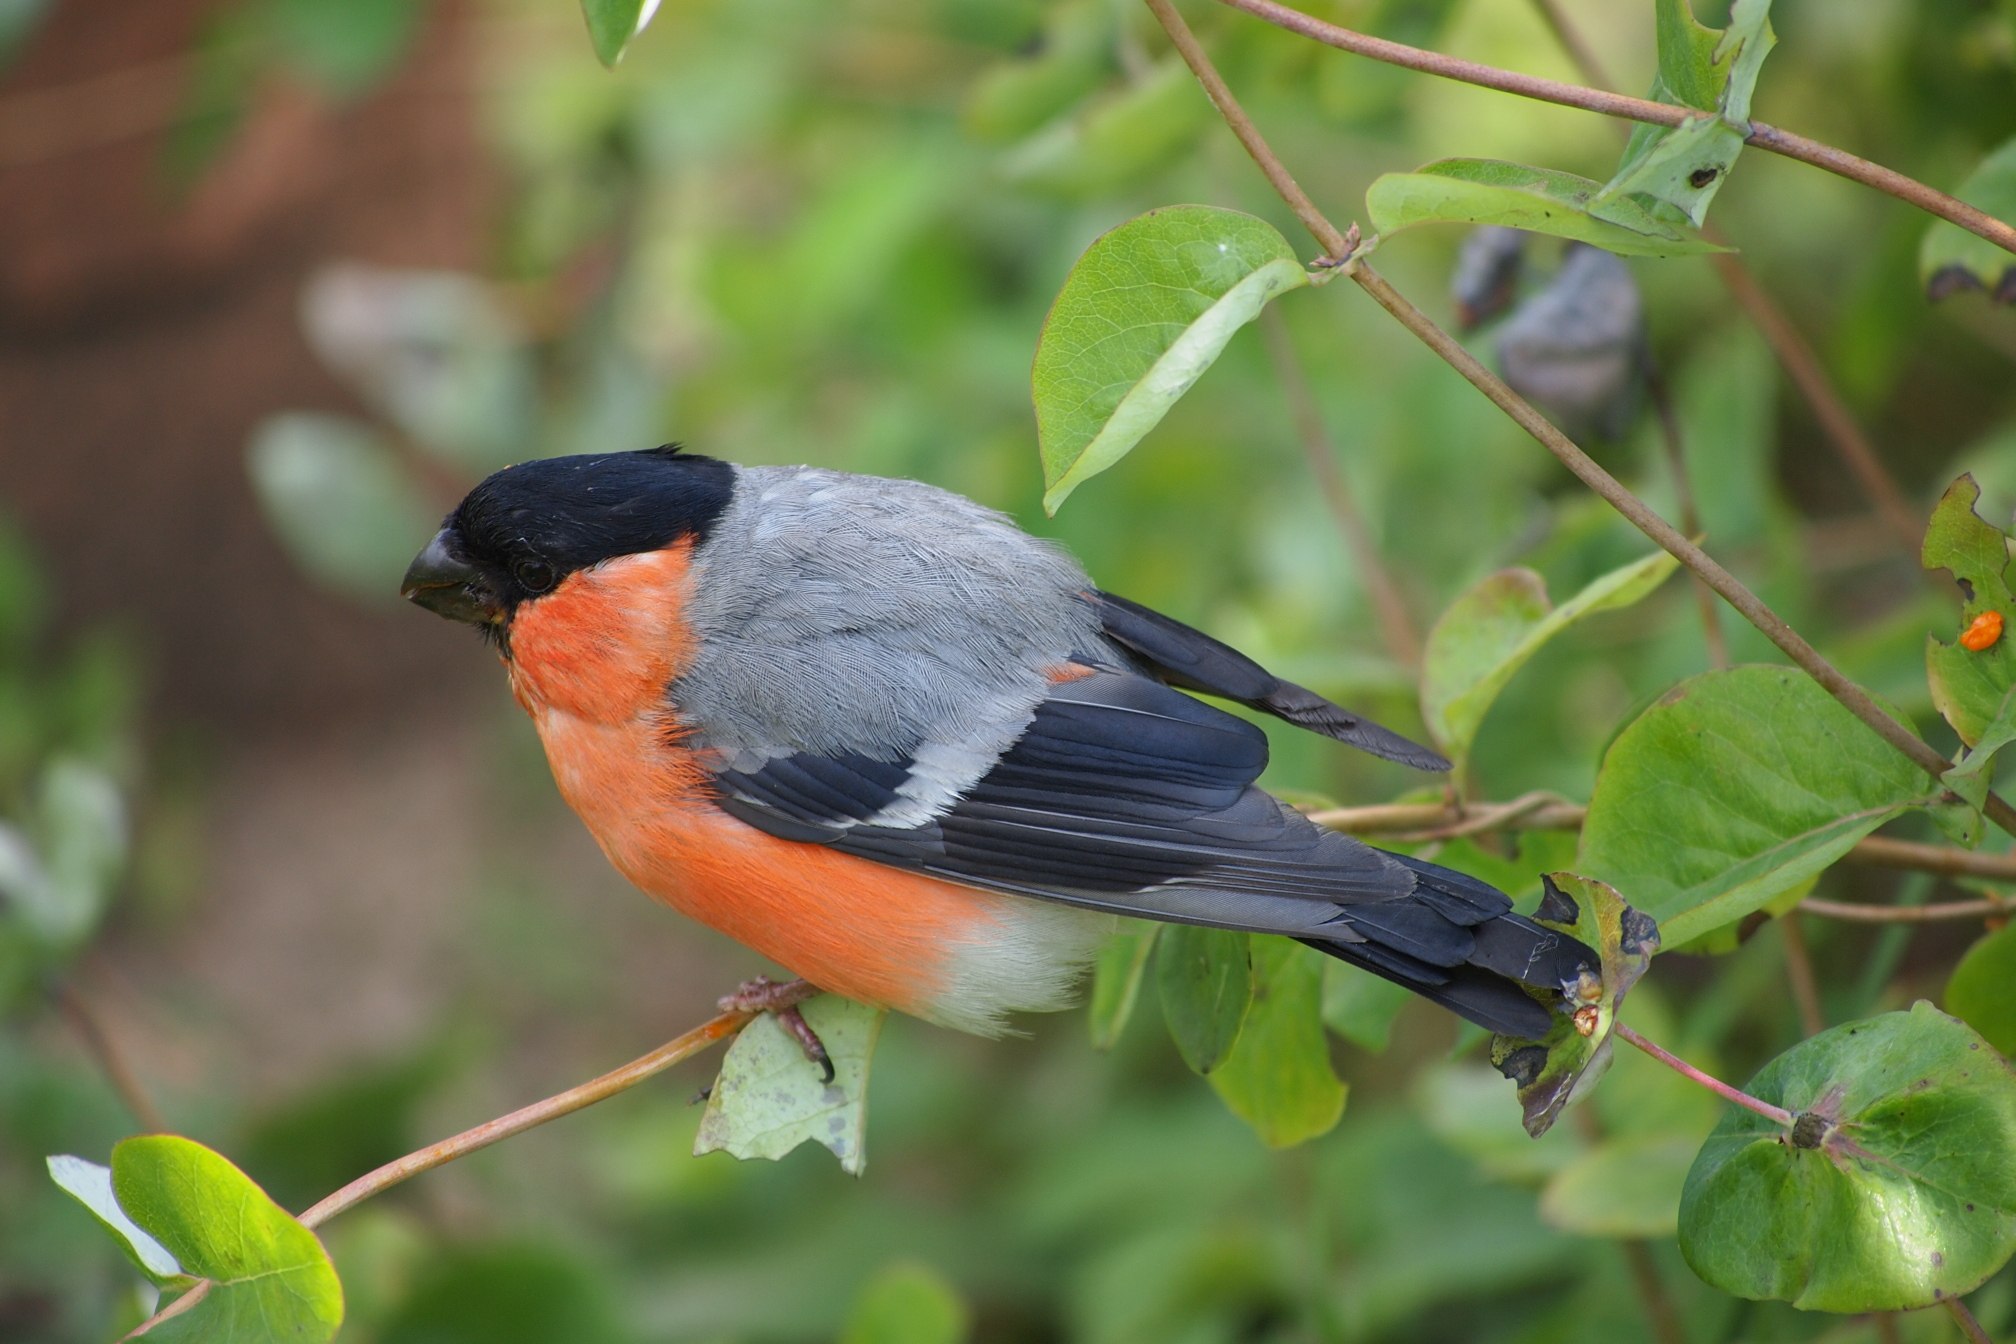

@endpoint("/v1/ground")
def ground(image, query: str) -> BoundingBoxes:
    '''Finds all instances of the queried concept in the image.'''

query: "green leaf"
[840,1262,971,1344]
[110,1134,344,1342]
[1320,959,1411,1053]
[1033,206,1310,513]
[1920,135,2016,303]
[1088,925,1160,1051]
[1420,550,1680,770]
[1579,665,1931,947]
[246,413,436,605]
[1946,923,2016,1055]
[1489,873,1659,1138]
[1924,475,2016,747]
[1157,925,1252,1075]
[1207,940,1346,1147]
[47,1155,185,1286]
[1679,1002,2016,1311]
[1364,160,1728,258]
[693,996,886,1176]
[580,0,655,68]
[1539,1134,1696,1238]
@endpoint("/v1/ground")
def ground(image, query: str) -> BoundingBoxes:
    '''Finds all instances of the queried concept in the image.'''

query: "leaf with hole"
[1489,873,1657,1138]
[1033,206,1309,513]
[1600,0,1775,227]
[1208,939,1345,1147]
[1365,160,1727,258]
[1679,1002,2016,1311]
[1924,475,2016,747]
[693,996,885,1176]
[1420,550,1678,772]
[1579,666,1931,948]
[106,1134,343,1342]
[1157,925,1251,1075]
[1921,135,2016,303]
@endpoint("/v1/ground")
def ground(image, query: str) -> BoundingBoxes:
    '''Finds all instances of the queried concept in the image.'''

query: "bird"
[401,445,1594,1063]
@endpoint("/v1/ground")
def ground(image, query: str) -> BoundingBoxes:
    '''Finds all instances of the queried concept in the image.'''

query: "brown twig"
[296,1005,758,1230]
[1212,0,2016,257]
[1645,365,1729,669]
[1798,895,2016,923]
[1945,1296,1996,1344]
[55,979,165,1134]
[1776,912,1826,1035]
[1259,306,1423,666]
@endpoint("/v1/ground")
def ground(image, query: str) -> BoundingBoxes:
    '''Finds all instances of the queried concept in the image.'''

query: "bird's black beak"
[401,530,497,625]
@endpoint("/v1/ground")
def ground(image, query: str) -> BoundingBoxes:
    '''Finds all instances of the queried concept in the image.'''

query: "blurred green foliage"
[13,0,2016,1338]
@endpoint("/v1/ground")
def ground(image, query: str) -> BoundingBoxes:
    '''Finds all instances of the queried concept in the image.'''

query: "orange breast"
[503,546,1020,1020]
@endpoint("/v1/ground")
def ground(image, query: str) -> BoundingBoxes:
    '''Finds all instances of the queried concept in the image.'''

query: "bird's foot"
[717,976,833,1084]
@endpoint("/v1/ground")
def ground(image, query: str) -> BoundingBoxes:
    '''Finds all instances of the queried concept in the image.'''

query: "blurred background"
[1,0,2013,1339]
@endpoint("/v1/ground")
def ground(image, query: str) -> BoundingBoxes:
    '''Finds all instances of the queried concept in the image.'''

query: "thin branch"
[297,1005,758,1230]
[1777,911,1826,1036]
[1615,1022,1794,1126]
[1945,1296,1997,1344]
[1645,365,1729,669]
[1260,307,1423,666]
[55,979,165,1134]
[1845,834,2016,881]
[1798,895,2016,924]
[1213,0,2016,257]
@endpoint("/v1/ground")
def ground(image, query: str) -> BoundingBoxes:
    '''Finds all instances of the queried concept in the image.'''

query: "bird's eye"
[514,558,556,594]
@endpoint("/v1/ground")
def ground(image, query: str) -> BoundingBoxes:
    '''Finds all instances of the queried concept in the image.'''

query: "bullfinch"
[401,447,1593,1051]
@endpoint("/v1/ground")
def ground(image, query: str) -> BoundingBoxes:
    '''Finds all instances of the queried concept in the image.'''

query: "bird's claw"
[718,976,835,1084]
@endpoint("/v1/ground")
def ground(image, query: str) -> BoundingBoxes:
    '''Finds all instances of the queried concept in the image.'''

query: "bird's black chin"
[401,530,501,627]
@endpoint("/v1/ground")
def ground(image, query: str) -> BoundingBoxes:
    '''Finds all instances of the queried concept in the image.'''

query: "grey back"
[674,465,1110,825]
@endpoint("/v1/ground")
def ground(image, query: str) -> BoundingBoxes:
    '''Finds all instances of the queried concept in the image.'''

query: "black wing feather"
[1088,590,1451,772]
[705,669,1590,1037]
